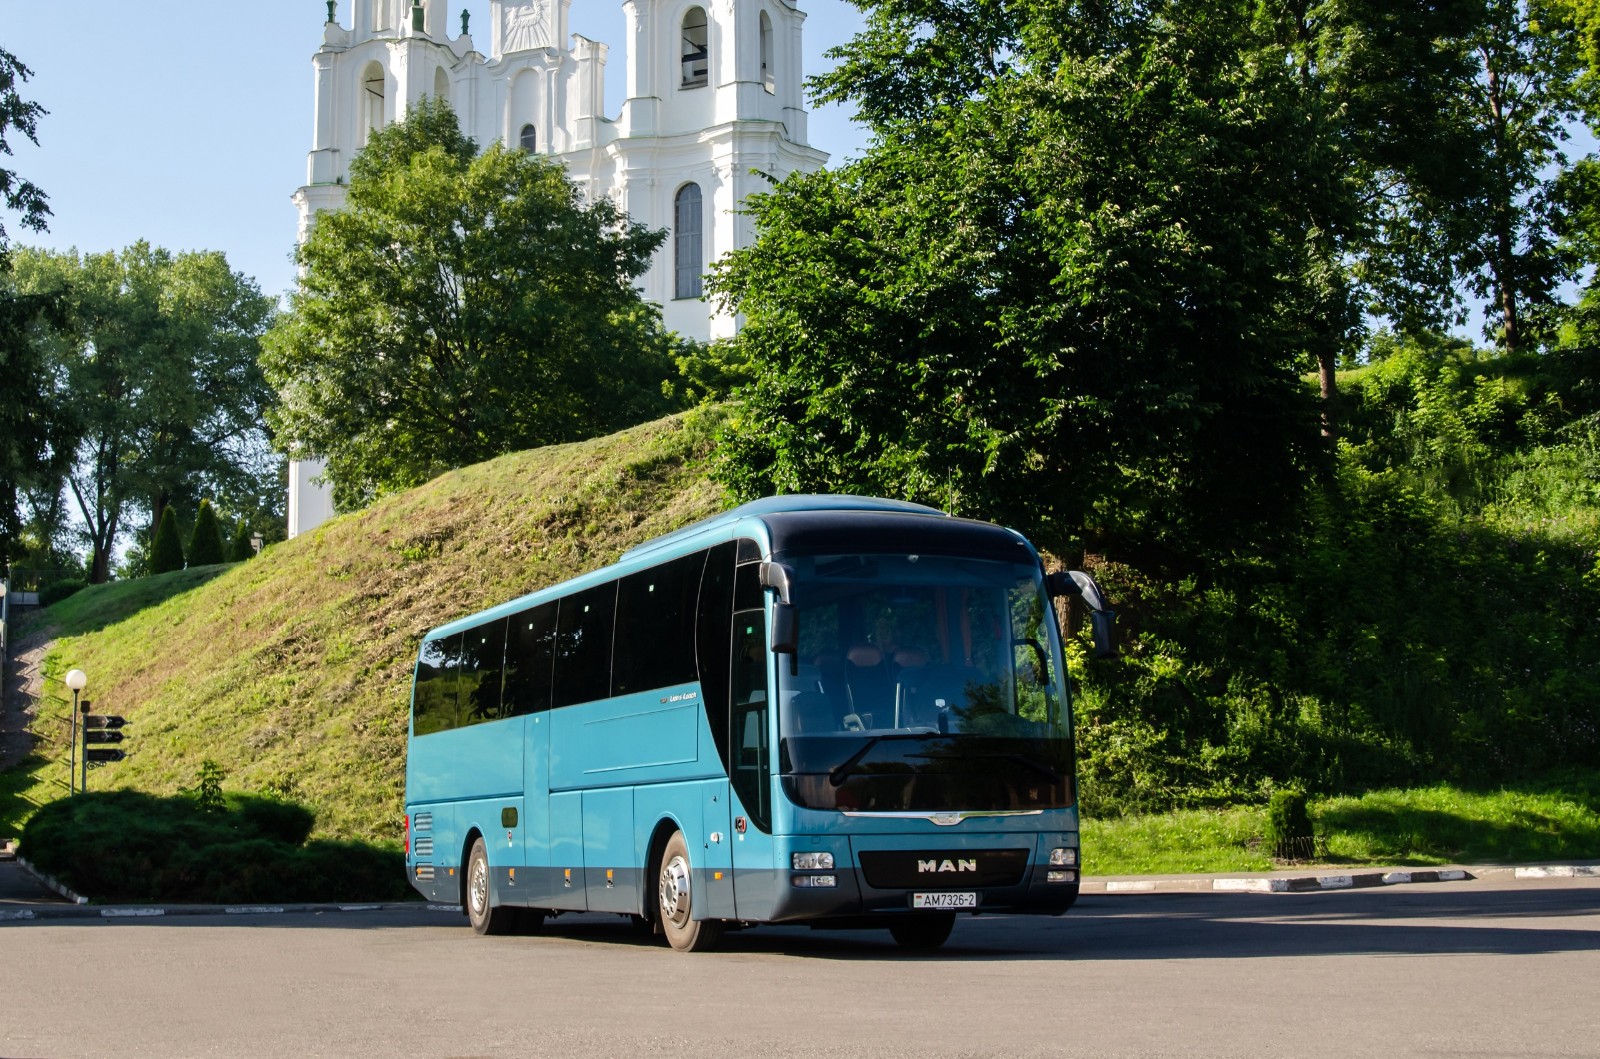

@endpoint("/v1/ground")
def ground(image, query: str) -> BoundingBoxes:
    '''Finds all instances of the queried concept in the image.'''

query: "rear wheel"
[889,912,956,950]
[465,837,517,936]
[657,830,724,952]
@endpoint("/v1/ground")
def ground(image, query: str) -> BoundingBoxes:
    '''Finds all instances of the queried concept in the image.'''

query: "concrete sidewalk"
[0,840,71,906]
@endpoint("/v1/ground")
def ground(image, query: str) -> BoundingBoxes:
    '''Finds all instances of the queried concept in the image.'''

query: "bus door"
[727,593,777,920]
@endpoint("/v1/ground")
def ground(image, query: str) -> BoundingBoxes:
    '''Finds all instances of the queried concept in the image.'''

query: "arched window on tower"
[519,124,538,152]
[362,62,386,146]
[760,11,775,94]
[674,183,704,300]
[682,8,709,89]
[434,66,450,105]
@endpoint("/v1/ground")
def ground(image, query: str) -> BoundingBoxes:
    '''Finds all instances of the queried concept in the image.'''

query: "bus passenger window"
[413,634,462,736]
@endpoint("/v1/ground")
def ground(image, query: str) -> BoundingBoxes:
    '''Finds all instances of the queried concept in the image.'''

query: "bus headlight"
[1049,847,1077,867]
[1047,870,1078,884]
[793,852,834,871]
[792,874,837,888]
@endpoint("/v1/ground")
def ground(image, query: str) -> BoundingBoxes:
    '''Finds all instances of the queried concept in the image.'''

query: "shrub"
[39,579,87,607]
[1265,788,1315,860]
[149,507,185,575]
[187,499,226,567]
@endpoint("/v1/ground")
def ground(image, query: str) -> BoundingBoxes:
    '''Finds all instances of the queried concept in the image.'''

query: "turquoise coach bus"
[403,495,1113,951]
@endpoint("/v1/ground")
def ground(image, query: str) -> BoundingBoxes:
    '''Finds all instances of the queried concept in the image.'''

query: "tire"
[465,837,517,936]
[889,912,956,950]
[656,830,724,952]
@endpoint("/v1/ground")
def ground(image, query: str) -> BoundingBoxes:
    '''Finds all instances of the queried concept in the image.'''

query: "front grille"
[858,848,1029,889]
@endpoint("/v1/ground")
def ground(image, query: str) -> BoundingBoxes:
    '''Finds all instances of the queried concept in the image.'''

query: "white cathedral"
[287,0,827,537]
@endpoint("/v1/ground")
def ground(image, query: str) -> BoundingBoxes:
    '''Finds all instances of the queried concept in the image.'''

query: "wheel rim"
[659,854,691,927]
[469,855,488,919]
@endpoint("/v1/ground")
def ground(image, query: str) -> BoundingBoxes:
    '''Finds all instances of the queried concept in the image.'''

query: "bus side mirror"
[1048,569,1117,658]
[771,602,798,654]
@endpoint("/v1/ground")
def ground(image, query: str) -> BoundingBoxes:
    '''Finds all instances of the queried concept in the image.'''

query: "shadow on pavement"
[6,884,1599,963]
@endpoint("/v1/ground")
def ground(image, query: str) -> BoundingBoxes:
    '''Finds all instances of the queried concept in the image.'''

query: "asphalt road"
[3,878,1598,1059]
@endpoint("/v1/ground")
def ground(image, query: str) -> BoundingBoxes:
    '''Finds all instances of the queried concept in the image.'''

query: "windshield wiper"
[828,732,949,786]
[828,735,885,787]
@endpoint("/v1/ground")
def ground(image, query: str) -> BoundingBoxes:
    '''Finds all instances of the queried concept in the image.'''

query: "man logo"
[918,858,978,873]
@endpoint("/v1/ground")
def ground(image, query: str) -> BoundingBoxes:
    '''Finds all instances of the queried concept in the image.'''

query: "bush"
[17,789,411,903]
[149,507,185,575]
[39,579,87,607]
[187,499,225,567]
[1265,788,1315,860]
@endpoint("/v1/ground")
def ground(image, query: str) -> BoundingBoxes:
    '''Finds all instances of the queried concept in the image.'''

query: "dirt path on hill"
[1,626,56,773]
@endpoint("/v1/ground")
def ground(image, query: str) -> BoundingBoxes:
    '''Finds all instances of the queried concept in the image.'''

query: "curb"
[1514,865,1600,879]
[1208,869,1472,893]
[17,856,89,905]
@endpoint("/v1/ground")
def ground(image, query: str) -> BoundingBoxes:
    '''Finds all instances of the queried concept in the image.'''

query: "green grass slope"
[13,409,728,843]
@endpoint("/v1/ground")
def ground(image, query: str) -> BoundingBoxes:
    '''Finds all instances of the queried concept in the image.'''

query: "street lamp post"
[65,668,86,795]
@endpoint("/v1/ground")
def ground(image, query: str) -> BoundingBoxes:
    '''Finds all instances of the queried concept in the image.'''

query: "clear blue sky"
[5,0,869,303]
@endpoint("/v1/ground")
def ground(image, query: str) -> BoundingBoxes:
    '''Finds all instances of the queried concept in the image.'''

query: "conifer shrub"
[228,521,255,562]
[1265,788,1315,860]
[187,499,226,567]
[149,507,185,575]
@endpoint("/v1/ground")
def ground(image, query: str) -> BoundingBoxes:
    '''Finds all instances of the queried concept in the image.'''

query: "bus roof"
[620,494,946,563]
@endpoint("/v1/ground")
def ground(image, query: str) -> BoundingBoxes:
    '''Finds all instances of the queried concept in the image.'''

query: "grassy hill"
[6,409,728,843]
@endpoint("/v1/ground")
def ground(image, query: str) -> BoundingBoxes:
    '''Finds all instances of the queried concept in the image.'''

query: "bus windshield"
[775,552,1074,813]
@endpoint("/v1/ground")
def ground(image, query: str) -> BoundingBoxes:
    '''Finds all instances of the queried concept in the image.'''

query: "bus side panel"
[630,782,724,920]
[522,712,552,891]
[406,718,526,805]
[582,787,636,913]
[549,684,706,789]
[548,790,588,911]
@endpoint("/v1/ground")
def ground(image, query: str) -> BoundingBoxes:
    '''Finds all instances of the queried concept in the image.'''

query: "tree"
[149,505,184,575]
[0,46,49,246]
[262,98,682,510]
[187,498,225,567]
[0,45,52,573]
[713,0,1325,566]
[11,243,278,582]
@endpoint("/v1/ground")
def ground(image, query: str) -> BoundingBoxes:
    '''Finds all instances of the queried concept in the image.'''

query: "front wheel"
[465,837,517,936]
[889,912,956,950]
[657,830,724,952]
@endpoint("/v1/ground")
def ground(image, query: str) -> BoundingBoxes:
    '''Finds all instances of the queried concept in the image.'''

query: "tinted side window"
[696,540,738,770]
[504,602,556,715]
[412,634,461,736]
[459,618,507,726]
[553,582,617,708]
[613,551,706,695]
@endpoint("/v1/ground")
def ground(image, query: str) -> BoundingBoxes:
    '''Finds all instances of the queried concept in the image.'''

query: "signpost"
[80,713,129,791]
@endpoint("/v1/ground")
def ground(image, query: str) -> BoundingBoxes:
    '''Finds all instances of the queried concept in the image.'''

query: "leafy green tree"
[0,46,49,246]
[148,505,184,575]
[187,498,225,567]
[0,45,53,572]
[262,98,681,510]
[11,243,278,582]
[714,0,1325,565]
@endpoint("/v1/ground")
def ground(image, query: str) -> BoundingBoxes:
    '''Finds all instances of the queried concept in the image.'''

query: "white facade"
[287,0,827,537]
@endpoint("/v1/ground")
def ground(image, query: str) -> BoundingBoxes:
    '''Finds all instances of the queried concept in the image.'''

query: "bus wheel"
[889,913,956,950]
[657,831,724,952]
[465,837,516,936]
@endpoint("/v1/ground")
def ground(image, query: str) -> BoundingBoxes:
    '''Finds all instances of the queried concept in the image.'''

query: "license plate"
[912,892,978,910]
